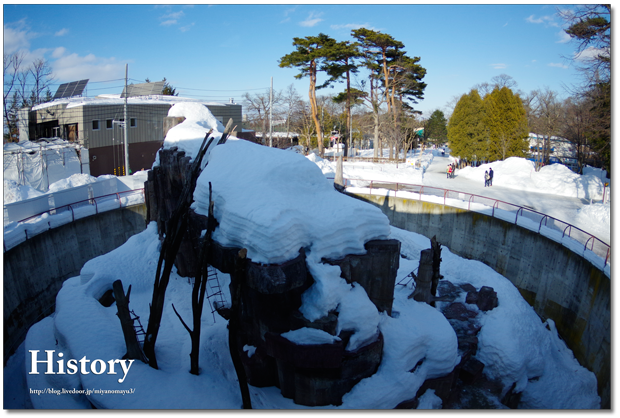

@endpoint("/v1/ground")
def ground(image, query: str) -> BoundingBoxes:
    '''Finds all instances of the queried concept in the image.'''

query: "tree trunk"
[229,249,252,409]
[113,280,148,363]
[429,235,443,305]
[346,65,351,157]
[308,61,323,156]
[143,133,214,369]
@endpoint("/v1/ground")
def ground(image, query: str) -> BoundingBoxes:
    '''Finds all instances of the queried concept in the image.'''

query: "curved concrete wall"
[350,192,610,409]
[3,205,147,363]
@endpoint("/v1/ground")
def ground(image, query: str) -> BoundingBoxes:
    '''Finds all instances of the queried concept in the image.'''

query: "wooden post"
[228,248,252,409]
[409,249,433,304]
[408,236,443,306]
[430,235,443,301]
[113,280,148,363]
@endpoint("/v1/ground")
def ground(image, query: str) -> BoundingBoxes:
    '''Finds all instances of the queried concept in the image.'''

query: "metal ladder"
[130,309,147,344]
[397,268,418,287]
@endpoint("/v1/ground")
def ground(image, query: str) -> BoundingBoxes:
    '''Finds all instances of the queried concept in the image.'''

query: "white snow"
[10,103,605,410]
[281,328,341,345]
[160,102,226,162]
[3,179,43,204]
[192,138,391,265]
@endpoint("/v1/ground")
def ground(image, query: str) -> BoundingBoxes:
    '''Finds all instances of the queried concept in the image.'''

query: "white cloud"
[330,23,376,31]
[300,12,323,27]
[3,19,36,54]
[574,46,609,62]
[55,28,69,37]
[491,63,507,70]
[556,30,571,43]
[180,23,195,32]
[160,10,185,26]
[525,14,559,27]
[163,11,185,20]
[52,47,66,59]
[52,52,125,82]
[548,62,568,69]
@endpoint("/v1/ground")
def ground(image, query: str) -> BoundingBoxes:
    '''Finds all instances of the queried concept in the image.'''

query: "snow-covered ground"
[6,104,607,410]
[319,147,610,246]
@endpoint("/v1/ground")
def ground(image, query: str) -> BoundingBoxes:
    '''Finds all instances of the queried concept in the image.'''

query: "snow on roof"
[30,94,230,111]
[3,138,82,154]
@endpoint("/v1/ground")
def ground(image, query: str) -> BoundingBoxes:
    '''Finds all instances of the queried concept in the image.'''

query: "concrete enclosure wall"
[3,205,147,363]
[350,192,610,409]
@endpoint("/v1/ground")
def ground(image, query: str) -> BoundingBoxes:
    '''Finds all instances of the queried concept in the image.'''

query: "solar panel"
[121,81,165,98]
[52,79,89,99]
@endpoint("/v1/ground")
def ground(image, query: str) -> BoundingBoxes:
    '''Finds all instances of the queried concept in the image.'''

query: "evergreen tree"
[351,28,405,115]
[483,87,529,160]
[279,33,338,156]
[162,78,178,96]
[387,55,427,113]
[447,90,487,162]
[322,40,362,154]
[425,110,448,146]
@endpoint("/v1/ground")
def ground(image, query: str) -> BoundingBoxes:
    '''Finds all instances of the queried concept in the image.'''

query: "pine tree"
[279,33,339,156]
[322,40,362,154]
[351,28,405,115]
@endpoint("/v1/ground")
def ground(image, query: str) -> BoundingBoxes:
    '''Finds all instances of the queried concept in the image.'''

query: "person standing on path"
[489,167,494,186]
[484,170,490,187]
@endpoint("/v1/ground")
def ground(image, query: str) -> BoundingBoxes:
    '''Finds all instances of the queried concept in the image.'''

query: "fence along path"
[341,177,610,269]
[3,175,146,251]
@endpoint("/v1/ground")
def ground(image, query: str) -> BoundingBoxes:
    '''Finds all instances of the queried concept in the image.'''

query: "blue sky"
[4,3,585,117]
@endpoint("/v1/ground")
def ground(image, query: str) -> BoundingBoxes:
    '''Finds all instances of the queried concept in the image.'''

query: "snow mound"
[160,102,226,163]
[575,202,610,241]
[193,139,391,264]
[306,153,335,177]
[457,157,604,199]
[47,173,99,193]
[281,327,341,345]
[3,179,43,204]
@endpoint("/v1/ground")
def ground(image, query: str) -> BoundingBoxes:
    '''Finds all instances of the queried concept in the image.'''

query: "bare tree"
[3,53,55,141]
[288,97,316,150]
[281,84,301,142]
[527,88,563,170]
[560,96,592,173]
[243,89,283,144]
[29,58,55,106]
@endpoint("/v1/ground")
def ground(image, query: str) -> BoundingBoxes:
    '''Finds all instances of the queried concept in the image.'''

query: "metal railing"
[342,178,610,267]
[4,189,145,251]
[323,156,407,164]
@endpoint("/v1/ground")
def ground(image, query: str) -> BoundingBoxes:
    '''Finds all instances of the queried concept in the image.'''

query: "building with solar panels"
[21,80,244,176]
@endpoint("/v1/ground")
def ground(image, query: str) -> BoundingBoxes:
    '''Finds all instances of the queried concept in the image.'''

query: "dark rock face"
[145,146,400,406]
[464,285,499,312]
[477,286,499,311]
[324,239,401,315]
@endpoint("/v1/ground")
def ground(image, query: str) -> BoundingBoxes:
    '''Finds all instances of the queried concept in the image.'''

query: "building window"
[92,120,100,130]
[106,119,113,129]
[130,118,137,128]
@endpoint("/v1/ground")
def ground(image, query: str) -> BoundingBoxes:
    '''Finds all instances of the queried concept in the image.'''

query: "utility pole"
[123,64,130,175]
[269,77,273,148]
